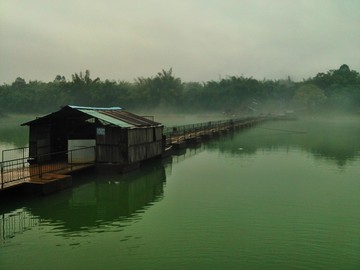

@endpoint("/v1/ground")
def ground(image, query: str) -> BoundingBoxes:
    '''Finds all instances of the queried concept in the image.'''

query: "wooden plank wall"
[127,126,163,164]
[96,126,163,164]
[96,127,127,163]
[128,141,162,163]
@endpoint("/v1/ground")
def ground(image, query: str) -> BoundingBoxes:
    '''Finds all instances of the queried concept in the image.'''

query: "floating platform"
[186,136,202,145]
[23,173,72,195]
[1,116,274,196]
[172,141,187,150]
[95,162,140,174]
[0,163,94,195]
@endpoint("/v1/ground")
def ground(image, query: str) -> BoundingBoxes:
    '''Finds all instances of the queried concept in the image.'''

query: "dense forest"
[0,64,359,115]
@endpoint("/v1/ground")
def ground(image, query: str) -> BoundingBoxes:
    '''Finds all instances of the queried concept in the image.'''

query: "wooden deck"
[1,162,94,191]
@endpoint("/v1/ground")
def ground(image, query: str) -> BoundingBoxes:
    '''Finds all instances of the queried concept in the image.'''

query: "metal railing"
[163,116,265,145]
[2,147,29,164]
[0,146,95,189]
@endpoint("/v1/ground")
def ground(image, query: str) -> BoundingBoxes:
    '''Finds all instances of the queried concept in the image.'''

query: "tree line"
[0,65,359,115]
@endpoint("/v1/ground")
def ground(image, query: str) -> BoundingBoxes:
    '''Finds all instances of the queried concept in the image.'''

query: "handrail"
[0,146,96,189]
[163,116,257,134]
[2,147,29,163]
[163,116,266,145]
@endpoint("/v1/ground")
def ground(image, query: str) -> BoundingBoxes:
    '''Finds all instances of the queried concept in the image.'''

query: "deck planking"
[1,162,94,191]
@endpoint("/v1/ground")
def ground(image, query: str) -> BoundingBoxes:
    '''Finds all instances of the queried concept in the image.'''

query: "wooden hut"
[21,105,164,171]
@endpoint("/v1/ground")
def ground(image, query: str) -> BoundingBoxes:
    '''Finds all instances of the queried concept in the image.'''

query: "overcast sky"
[1,0,359,84]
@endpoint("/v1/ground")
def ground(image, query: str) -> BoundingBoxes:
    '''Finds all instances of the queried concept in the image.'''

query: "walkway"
[1,147,96,191]
[164,116,268,146]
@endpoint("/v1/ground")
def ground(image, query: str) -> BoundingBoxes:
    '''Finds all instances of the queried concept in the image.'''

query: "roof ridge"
[68,105,122,110]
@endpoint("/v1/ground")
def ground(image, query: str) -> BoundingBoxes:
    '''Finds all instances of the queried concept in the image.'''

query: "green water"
[1,117,360,269]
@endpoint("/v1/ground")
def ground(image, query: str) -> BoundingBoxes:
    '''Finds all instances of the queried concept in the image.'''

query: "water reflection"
[1,163,166,240]
[209,118,360,168]
[0,208,39,242]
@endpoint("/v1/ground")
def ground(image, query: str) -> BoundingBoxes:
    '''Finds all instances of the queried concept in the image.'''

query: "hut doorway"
[49,120,97,162]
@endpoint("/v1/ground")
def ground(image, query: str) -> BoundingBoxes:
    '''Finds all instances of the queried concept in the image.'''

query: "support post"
[1,161,3,189]
[70,150,73,171]
[39,162,42,179]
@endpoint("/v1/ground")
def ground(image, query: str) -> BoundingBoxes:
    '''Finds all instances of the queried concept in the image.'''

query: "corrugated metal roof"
[99,110,159,126]
[21,105,161,128]
[76,106,161,127]
[78,109,133,128]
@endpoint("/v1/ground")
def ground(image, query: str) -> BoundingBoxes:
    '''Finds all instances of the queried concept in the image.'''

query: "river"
[1,115,360,269]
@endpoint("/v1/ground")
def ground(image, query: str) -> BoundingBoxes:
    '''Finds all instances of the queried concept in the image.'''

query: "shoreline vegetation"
[0,65,359,116]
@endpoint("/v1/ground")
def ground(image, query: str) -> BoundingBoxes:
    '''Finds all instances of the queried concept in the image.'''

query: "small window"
[97,128,105,136]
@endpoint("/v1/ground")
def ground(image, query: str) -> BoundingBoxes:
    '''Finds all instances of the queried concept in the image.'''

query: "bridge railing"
[163,116,262,145]
[0,146,95,189]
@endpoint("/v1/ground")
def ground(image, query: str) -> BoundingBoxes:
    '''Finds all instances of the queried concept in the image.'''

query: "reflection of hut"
[21,105,164,172]
[1,165,166,236]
